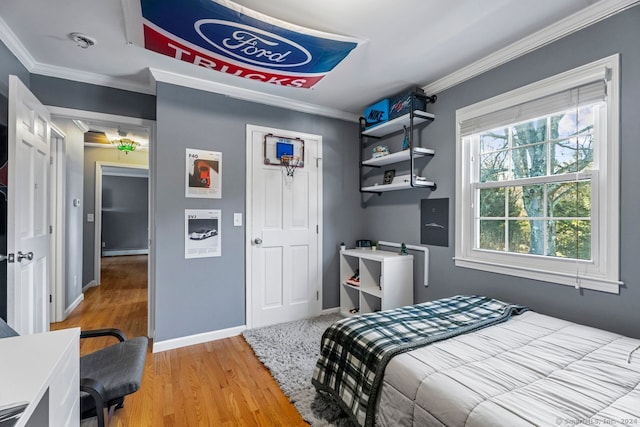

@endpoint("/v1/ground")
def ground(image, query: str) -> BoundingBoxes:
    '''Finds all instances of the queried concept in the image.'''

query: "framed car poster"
[186,148,221,198]
[185,209,221,258]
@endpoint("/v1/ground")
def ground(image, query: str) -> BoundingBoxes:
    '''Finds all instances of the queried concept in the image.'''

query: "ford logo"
[194,20,312,68]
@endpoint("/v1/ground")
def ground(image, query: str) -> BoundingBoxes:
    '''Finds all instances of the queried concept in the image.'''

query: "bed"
[312,295,640,427]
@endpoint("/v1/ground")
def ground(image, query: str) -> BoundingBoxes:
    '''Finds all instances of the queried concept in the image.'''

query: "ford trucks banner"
[141,0,360,89]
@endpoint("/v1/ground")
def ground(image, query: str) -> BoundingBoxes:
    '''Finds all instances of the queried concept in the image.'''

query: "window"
[455,55,621,293]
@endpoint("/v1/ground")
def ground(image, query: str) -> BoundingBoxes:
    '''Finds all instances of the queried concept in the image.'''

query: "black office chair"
[0,317,147,427]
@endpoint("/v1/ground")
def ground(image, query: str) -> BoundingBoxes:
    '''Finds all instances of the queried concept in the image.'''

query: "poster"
[420,198,449,247]
[185,209,221,258]
[141,0,360,89]
[186,148,221,198]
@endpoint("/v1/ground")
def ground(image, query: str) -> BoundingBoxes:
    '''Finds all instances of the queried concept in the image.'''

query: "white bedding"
[377,311,640,426]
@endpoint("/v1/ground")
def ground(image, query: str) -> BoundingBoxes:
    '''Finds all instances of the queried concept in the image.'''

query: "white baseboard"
[64,293,84,318]
[82,280,98,292]
[152,325,246,353]
[322,307,340,315]
[102,249,149,256]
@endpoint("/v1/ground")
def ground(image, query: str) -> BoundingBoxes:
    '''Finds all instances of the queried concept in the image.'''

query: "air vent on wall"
[84,130,110,144]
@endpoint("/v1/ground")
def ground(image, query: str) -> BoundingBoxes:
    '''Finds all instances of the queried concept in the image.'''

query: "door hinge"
[316,225,319,234]
[49,225,53,234]
[49,294,52,303]
[50,156,54,165]
[316,291,319,300]
[316,157,322,168]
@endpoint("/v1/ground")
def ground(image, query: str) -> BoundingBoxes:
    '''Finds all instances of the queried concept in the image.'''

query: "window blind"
[459,80,606,137]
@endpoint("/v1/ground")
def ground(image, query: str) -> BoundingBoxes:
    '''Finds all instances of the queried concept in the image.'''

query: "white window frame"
[455,54,621,294]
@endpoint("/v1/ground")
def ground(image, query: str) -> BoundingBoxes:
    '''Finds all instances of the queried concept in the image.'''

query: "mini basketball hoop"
[280,155,301,177]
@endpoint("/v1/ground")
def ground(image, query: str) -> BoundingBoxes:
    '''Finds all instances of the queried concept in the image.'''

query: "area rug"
[242,313,355,426]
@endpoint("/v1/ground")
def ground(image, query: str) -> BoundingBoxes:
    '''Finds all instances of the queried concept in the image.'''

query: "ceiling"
[0,0,631,119]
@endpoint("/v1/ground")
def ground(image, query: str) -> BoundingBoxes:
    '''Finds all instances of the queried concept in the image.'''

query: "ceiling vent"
[84,130,110,144]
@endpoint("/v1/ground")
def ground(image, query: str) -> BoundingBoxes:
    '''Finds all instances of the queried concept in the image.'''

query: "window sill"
[453,257,621,294]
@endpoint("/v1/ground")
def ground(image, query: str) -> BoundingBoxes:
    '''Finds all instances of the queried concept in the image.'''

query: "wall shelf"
[362,147,435,167]
[361,178,436,193]
[362,110,435,138]
[359,91,437,194]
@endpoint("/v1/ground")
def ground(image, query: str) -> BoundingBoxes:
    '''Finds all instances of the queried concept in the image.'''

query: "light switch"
[234,213,242,226]
[87,213,94,222]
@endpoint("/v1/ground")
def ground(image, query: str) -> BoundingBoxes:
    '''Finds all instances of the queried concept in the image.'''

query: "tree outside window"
[476,106,594,261]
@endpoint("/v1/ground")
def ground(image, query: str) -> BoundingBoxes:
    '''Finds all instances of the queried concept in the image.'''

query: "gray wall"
[362,6,640,338]
[30,75,155,120]
[82,148,148,286]
[154,83,362,341]
[0,40,29,100]
[102,175,148,252]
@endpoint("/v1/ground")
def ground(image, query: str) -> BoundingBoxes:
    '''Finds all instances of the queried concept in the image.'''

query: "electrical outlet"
[234,213,243,226]
[102,242,106,248]
[87,213,94,222]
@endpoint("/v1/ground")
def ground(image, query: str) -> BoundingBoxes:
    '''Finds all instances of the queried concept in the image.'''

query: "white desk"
[0,328,80,427]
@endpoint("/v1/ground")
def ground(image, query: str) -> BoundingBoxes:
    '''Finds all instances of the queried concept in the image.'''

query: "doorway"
[94,162,149,285]
[47,107,155,337]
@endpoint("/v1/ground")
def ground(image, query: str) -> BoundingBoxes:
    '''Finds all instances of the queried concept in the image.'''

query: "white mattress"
[377,311,640,426]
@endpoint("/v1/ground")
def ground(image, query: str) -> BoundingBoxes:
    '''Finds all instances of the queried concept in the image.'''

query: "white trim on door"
[245,124,324,329]
[147,124,157,338]
[49,124,66,323]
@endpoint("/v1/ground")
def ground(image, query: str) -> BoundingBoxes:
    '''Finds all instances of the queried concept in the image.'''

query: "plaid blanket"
[311,295,528,426]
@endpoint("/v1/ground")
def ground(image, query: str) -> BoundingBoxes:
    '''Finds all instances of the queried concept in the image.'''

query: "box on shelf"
[388,86,427,120]
[363,98,389,129]
[363,86,431,130]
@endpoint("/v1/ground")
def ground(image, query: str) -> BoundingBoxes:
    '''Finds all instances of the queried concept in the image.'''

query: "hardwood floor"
[52,255,307,426]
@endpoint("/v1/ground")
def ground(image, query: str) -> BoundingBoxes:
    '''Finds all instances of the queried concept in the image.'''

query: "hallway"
[53,255,306,426]
[55,256,148,341]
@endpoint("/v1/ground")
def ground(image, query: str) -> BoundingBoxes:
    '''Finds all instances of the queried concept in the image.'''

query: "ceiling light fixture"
[69,32,97,49]
[112,138,140,154]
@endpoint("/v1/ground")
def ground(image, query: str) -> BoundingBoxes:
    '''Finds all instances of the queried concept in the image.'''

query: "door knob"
[254,238,262,245]
[17,251,33,262]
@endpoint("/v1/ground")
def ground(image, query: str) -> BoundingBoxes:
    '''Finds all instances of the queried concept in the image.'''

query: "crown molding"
[149,68,359,122]
[30,62,155,95]
[0,15,37,70]
[423,0,640,95]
